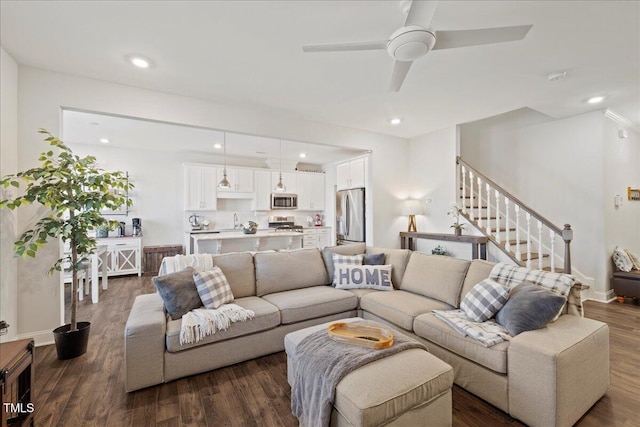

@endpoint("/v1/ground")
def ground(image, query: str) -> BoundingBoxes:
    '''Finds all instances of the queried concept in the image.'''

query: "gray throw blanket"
[290,323,427,427]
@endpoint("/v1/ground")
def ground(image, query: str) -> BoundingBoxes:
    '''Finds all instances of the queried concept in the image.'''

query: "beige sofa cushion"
[399,252,471,307]
[212,252,256,298]
[459,259,496,301]
[255,249,330,296]
[165,296,280,352]
[360,290,453,331]
[414,312,509,373]
[323,243,366,280]
[366,246,412,286]
[262,286,357,324]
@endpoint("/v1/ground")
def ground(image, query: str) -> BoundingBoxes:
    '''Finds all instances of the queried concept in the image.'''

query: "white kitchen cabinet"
[253,170,272,211]
[216,167,254,195]
[271,171,297,194]
[302,227,331,249]
[297,172,325,211]
[336,158,365,190]
[96,237,142,277]
[184,164,217,210]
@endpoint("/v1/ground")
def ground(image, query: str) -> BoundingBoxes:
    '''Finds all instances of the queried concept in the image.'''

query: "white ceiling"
[1,1,639,138]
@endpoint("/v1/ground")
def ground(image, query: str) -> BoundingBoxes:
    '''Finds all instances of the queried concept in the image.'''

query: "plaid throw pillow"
[331,254,363,286]
[460,278,510,322]
[193,266,234,309]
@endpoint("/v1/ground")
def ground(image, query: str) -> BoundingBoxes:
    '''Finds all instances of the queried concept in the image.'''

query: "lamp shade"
[402,199,425,215]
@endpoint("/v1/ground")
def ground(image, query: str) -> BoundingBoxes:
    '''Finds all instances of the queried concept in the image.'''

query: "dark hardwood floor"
[31,276,639,426]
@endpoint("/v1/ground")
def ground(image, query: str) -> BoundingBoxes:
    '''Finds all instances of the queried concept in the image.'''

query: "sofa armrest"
[508,315,609,427]
[124,293,167,392]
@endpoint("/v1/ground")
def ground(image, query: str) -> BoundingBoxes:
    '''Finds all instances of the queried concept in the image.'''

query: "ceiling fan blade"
[405,0,439,27]
[433,24,533,50]
[388,60,413,92]
[302,40,388,53]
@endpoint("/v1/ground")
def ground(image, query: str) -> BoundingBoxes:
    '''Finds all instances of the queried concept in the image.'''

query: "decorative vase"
[243,228,257,234]
[454,228,462,237]
[53,321,91,360]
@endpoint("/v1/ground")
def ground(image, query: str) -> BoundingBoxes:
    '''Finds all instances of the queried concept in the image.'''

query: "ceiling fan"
[302,0,532,92]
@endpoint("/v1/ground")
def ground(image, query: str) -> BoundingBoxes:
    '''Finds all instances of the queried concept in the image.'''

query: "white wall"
[460,110,614,298]
[12,66,408,343]
[603,118,640,292]
[0,47,19,342]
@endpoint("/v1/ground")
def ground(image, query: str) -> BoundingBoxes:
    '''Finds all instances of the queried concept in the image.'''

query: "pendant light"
[274,139,286,192]
[217,133,231,189]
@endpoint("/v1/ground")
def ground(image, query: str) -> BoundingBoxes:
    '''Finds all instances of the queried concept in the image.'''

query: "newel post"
[562,224,573,274]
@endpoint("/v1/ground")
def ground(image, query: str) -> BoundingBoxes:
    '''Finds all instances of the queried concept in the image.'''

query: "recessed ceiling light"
[299,153,307,158]
[587,96,605,104]
[390,118,402,125]
[126,55,152,69]
[546,71,567,82]
[88,122,100,126]
[100,138,110,144]
[214,143,222,149]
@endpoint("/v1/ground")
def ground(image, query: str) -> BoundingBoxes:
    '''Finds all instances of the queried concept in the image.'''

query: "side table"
[1,339,35,427]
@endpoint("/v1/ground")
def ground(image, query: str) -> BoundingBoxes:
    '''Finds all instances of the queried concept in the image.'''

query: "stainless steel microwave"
[271,193,298,210]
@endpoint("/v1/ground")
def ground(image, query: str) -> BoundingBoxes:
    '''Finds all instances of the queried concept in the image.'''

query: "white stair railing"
[457,157,573,273]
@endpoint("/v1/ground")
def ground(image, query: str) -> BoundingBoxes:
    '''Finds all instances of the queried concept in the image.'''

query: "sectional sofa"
[124,244,609,427]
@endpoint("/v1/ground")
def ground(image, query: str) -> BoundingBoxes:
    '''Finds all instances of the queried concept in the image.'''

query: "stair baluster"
[469,171,475,221]
[549,229,556,272]
[526,212,532,269]
[495,189,501,244]
[515,205,521,260]
[505,197,511,252]
[485,183,491,235]
[477,176,483,228]
[537,220,543,270]
[461,166,467,214]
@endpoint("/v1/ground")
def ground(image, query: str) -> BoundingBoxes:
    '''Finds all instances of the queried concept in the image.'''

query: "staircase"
[457,157,573,274]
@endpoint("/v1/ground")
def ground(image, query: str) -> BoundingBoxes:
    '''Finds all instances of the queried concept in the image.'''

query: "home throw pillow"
[613,246,634,272]
[152,267,203,320]
[193,266,234,309]
[624,248,640,270]
[496,281,567,336]
[460,278,510,322]
[331,254,363,286]
[363,253,385,265]
[334,264,394,291]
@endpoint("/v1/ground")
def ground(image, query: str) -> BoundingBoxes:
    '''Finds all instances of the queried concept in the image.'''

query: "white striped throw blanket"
[180,304,255,345]
[158,254,214,275]
[432,309,511,347]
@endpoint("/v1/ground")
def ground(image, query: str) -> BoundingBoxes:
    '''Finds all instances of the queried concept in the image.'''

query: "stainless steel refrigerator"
[336,188,365,244]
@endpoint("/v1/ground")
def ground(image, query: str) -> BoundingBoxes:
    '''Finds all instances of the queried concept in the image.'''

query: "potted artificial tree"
[0,129,132,359]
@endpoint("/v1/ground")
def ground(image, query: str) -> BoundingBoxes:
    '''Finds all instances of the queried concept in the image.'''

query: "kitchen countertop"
[191,230,303,241]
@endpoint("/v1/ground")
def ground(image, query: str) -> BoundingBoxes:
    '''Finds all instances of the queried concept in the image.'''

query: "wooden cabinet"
[297,172,325,211]
[271,171,297,194]
[216,167,254,196]
[184,164,217,211]
[336,158,365,190]
[0,339,34,427]
[302,227,331,249]
[96,237,142,277]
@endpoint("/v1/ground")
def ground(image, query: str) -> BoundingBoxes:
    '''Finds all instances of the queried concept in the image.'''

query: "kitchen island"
[190,230,303,254]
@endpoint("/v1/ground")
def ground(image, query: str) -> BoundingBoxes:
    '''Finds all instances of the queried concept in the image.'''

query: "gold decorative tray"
[327,322,394,349]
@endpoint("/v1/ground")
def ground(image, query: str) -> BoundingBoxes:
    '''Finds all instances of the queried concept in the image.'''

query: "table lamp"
[402,200,424,232]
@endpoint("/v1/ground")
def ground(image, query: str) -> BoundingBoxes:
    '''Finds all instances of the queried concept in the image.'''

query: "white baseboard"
[15,329,54,347]
[586,289,617,304]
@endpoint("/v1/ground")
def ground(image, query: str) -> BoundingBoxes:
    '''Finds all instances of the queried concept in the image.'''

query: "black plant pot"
[53,321,91,360]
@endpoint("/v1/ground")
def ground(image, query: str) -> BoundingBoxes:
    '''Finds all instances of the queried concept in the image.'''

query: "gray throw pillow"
[363,253,385,265]
[152,267,203,320]
[496,281,567,336]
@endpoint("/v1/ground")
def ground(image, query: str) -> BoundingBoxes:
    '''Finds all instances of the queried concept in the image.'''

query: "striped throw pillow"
[461,278,510,322]
[193,266,234,309]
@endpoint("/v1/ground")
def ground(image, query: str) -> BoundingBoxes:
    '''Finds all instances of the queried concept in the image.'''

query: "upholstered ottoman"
[285,318,454,427]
